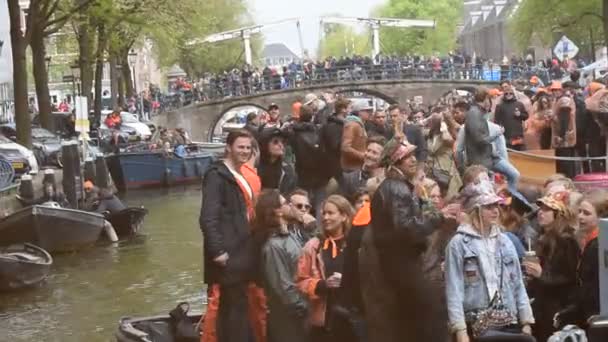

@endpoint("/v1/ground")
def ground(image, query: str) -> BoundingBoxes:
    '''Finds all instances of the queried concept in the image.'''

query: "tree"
[147,0,259,75]
[373,0,463,56]
[8,0,35,147]
[29,0,94,130]
[318,26,370,58]
[510,0,607,59]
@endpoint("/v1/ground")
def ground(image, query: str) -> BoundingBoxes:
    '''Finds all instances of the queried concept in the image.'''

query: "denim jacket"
[445,223,535,333]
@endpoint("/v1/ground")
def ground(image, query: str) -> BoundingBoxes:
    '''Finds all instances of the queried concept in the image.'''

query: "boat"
[507,148,608,191]
[106,144,216,191]
[105,207,149,238]
[507,149,557,186]
[0,243,52,291]
[115,303,203,342]
[0,205,106,253]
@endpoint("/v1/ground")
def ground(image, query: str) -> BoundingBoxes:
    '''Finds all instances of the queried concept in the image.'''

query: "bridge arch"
[334,88,398,104]
[153,79,499,142]
[209,102,267,141]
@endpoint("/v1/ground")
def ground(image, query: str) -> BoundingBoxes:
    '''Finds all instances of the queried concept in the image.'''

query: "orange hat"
[488,88,502,97]
[589,82,605,96]
[549,81,562,90]
[84,181,94,190]
[530,76,540,85]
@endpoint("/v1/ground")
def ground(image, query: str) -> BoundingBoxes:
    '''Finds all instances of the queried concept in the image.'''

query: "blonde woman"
[445,180,534,342]
[296,195,355,341]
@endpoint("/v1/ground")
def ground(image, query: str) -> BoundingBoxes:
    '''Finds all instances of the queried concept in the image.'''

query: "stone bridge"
[153,79,498,142]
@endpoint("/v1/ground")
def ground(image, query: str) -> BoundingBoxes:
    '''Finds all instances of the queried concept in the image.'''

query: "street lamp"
[128,50,143,119]
[128,51,137,94]
[70,61,81,96]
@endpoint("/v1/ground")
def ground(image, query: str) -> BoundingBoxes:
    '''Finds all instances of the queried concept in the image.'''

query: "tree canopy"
[373,0,463,56]
[318,26,370,58]
[509,0,606,58]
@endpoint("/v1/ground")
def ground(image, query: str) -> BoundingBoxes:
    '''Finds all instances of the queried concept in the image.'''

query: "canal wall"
[0,168,64,216]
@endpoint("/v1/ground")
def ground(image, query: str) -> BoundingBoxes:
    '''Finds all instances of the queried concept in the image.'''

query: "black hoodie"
[289,122,330,188]
[319,114,345,179]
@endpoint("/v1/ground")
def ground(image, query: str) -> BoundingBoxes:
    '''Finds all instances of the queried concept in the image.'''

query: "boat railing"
[506,148,608,188]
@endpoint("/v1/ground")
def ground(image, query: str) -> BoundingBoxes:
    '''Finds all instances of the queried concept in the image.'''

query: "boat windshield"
[32,128,57,140]
[120,113,139,123]
[0,135,11,144]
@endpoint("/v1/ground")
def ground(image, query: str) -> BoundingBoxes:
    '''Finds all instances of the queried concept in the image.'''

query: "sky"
[248,0,387,58]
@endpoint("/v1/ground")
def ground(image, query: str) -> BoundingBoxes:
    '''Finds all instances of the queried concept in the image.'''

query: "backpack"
[292,124,325,171]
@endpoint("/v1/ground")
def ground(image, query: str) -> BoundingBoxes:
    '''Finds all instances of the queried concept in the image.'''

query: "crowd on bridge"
[197,64,608,342]
[182,52,593,102]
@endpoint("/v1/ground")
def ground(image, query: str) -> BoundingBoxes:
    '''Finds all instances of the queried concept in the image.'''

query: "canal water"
[0,187,205,341]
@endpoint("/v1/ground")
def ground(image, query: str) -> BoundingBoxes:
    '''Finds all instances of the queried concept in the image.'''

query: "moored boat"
[0,243,52,291]
[0,205,106,252]
[105,207,149,238]
[508,148,608,191]
[106,145,215,191]
[115,303,203,342]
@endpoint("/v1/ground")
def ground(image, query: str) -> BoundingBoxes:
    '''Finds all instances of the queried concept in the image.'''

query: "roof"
[460,0,517,35]
[263,43,298,59]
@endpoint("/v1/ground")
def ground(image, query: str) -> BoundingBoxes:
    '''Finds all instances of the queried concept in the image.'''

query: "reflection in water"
[0,187,205,341]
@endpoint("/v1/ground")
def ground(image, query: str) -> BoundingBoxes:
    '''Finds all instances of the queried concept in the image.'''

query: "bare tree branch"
[43,0,61,23]
[44,0,95,30]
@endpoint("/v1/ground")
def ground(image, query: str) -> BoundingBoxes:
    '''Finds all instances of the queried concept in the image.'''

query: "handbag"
[468,251,517,338]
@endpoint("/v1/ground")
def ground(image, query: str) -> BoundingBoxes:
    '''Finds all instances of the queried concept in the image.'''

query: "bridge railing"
[183,64,553,106]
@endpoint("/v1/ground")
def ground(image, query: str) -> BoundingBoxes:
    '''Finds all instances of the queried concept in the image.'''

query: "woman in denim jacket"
[445,180,535,342]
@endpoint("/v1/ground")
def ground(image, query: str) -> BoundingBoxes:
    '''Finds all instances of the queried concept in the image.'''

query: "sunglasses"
[292,203,312,210]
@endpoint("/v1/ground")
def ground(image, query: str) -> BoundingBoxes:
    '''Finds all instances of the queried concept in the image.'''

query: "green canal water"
[0,187,205,341]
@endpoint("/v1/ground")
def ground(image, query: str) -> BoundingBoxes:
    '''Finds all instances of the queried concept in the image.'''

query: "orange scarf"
[237,164,261,223]
[584,227,599,250]
[323,235,344,259]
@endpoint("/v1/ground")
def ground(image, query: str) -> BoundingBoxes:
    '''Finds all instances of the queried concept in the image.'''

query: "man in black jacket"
[289,105,331,218]
[199,129,265,342]
[465,87,503,169]
[361,138,452,342]
[320,97,350,184]
[495,83,529,150]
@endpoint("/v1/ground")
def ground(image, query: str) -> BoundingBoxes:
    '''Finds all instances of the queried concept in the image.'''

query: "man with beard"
[200,130,266,342]
[340,136,386,201]
[494,82,529,150]
[360,138,455,342]
[365,110,392,140]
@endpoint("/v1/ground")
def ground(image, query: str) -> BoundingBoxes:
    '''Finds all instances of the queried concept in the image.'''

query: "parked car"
[32,112,78,139]
[101,110,152,141]
[0,124,62,168]
[0,134,39,177]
